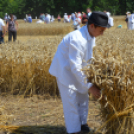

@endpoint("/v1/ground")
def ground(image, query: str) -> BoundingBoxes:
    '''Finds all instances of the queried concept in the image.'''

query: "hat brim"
[94,23,111,28]
[88,19,111,28]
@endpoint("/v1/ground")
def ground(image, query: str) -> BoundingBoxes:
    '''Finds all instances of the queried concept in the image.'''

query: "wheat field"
[0,16,133,134]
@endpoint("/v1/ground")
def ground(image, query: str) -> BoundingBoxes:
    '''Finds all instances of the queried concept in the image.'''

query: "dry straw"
[83,29,134,134]
[16,19,73,36]
[10,17,128,36]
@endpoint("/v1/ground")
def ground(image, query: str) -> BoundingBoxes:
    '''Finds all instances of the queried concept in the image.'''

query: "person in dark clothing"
[57,14,61,22]
[6,14,18,42]
[82,13,88,24]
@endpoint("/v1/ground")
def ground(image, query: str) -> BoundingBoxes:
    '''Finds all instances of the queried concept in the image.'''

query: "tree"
[0,0,133,19]
[0,0,25,18]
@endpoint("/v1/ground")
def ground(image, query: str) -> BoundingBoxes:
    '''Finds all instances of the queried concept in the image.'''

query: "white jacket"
[49,25,95,94]
[108,17,114,27]
[0,18,5,31]
[128,14,134,30]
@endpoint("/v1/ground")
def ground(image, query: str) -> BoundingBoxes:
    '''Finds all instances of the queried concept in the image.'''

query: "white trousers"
[57,79,89,133]
[128,22,134,30]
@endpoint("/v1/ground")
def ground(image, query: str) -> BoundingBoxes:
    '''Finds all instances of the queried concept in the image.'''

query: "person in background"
[24,14,28,23]
[128,11,134,30]
[36,14,44,24]
[126,12,132,30]
[51,15,55,22]
[6,14,18,42]
[64,13,69,23]
[131,11,134,19]
[28,14,32,23]
[39,13,45,21]
[0,18,6,44]
[4,13,10,24]
[26,14,28,20]
[81,12,88,24]
[57,14,61,22]
[68,15,71,22]
[73,13,81,30]
[71,13,76,22]
[49,11,109,134]
[125,12,130,29]
[77,12,82,20]
[106,12,114,28]
[45,13,51,24]
[87,8,92,17]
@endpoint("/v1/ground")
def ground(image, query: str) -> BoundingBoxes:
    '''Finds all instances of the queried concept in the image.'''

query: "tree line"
[0,0,134,19]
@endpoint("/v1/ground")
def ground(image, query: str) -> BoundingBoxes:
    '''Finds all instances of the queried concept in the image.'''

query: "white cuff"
[88,83,93,90]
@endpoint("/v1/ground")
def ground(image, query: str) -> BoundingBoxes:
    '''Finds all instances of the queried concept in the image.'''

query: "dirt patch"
[0,95,101,134]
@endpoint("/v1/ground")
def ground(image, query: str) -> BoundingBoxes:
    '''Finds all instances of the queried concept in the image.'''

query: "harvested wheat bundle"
[83,57,134,134]
[83,34,134,134]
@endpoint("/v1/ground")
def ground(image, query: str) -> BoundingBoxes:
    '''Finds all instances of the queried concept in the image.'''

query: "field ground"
[0,95,101,134]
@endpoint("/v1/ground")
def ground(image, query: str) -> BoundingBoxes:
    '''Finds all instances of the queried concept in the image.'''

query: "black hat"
[88,11,110,28]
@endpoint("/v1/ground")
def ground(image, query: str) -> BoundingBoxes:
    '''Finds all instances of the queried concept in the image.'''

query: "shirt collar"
[85,25,95,41]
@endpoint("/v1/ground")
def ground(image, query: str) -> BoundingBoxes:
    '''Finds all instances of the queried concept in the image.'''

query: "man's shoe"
[81,124,94,133]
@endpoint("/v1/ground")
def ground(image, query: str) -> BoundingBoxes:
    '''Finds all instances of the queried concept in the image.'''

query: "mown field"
[0,16,133,134]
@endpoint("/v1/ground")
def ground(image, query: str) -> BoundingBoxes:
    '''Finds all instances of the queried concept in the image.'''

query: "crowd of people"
[62,8,114,30]
[34,13,55,24]
[23,7,114,31]
[1,8,134,44]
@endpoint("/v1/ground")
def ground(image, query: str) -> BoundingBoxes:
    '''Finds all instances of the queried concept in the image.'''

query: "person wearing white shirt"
[48,14,51,22]
[126,12,131,29]
[4,13,10,24]
[51,15,55,22]
[128,12,134,30]
[125,12,130,29]
[106,12,114,28]
[77,12,82,18]
[0,18,6,44]
[73,13,81,30]
[27,14,32,23]
[49,11,109,134]
[71,13,76,22]
[45,13,51,24]
[64,13,69,23]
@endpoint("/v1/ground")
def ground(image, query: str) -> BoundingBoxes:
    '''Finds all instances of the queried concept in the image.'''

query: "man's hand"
[89,85,101,99]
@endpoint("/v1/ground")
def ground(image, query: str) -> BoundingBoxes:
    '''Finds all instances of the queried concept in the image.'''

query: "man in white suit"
[128,12,134,30]
[49,11,109,134]
[64,13,69,23]
[106,12,114,28]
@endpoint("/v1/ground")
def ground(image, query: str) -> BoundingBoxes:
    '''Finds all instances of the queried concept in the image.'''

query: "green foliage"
[0,0,25,18]
[0,0,134,18]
